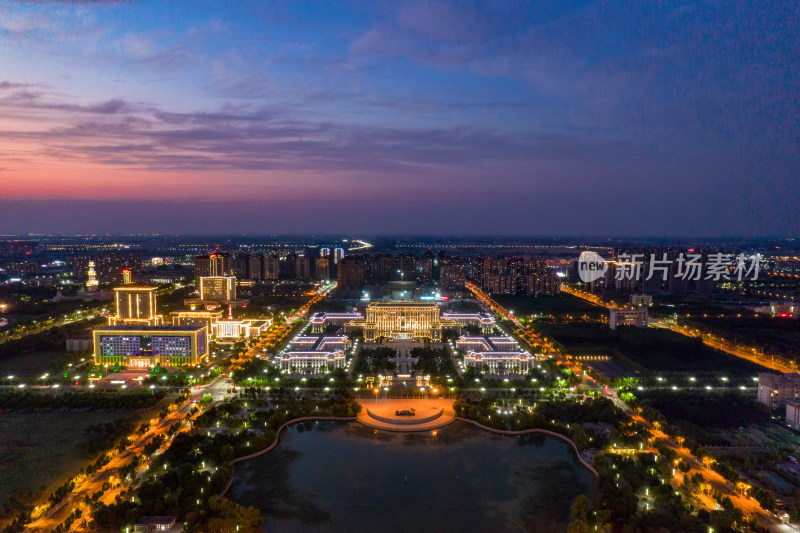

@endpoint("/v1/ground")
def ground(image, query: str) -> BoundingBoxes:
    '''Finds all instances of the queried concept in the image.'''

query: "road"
[632,413,791,531]
[652,319,797,374]
[24,283,336,531]
[26,376,222,532]
[0,308,104,343]
[231,283,335,370]
[466,283,558,352]
[468,284,789,531]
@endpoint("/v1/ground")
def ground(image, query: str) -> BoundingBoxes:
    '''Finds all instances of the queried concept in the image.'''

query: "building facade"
[108,286,163,326]
[441,312,496,334]
[457,334,536,375]
[463,351,535,374]
[609,307,649,330]
[194,253,230,277]
[279,335,350,374]
[787,401,800,429]
[758,373,800,410]
[211,319,271,339]
[93,325,208,367]
[346,302,459,341]
[170,309,224,330]
[276,351,346,373]
[199,276,237,301]
[630,294,653,307]
[309,311,364,333]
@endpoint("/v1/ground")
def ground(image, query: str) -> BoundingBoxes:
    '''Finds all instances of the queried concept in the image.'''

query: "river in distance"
[230,420,594,533]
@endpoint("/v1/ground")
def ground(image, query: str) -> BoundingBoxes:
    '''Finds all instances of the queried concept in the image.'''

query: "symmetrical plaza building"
[309,311,364,333]
[342,302,495,341]
[276,336,351,373]
[457,335,537,374]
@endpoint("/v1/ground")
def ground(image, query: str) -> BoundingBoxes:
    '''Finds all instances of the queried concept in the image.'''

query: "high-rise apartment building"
[315,257,331,281]
[264,255,280,279]
[334,247,345,264]
[295,255,312,280]
[248,254,264,280]
[440,256,466,291]
[336,255,365,297]
[469,255,558,296]
[199,276,237,301]
[194,253,230,278]
[419,251,435,286]
[74,251,142,285]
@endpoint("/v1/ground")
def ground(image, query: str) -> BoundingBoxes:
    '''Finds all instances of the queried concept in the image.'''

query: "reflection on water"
[230,420,593,533]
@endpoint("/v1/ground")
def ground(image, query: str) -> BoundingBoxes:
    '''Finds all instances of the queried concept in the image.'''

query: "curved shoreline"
[221,415,597,497]
[221,416,357,496]
[453,417,599,477]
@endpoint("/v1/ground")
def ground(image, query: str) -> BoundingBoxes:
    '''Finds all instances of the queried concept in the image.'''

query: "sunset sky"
[1,1,798,236]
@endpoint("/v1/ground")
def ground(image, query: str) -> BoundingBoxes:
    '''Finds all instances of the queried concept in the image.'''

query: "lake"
[230,420,594,533]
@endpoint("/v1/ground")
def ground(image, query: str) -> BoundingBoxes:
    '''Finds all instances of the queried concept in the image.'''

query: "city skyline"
[2,4,799,532]
[2,1,798,236]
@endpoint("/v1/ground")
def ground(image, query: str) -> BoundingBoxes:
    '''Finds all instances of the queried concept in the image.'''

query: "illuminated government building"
[93,325,208,368]
[108,285,163,326]
[277,336,351,374]
[184,275,248,310]
[94,281,208,367]
[457,335,537,374]
[343,302,495,341]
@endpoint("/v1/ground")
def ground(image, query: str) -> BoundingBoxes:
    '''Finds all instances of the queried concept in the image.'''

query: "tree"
[567,494,592,533]
[195,495,263,533]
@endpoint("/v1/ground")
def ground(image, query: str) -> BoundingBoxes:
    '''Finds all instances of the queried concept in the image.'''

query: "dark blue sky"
[1,1,798,236]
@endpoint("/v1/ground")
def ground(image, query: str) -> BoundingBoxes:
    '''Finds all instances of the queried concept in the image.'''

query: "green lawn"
[493,294,606,319]
[0,411,132,505]
[0,349,72,377]
[684,315,800,360]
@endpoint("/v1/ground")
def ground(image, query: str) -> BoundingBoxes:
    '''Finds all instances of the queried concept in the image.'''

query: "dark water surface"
[230,420,594,533]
